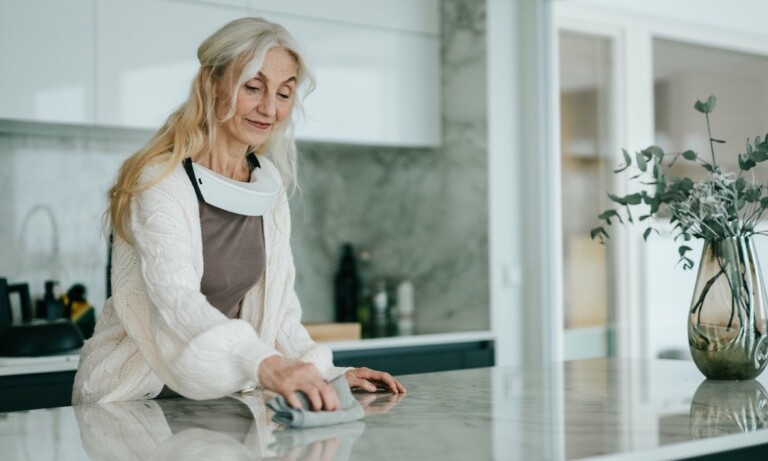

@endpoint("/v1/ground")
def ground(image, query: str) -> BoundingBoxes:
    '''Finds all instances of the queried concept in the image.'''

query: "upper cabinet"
[96,0,442,146]
[249,0,440,34]
[271,13,442,146]
[0,0,95,124]
[95,0,243,130]
[249,0,441,146]
[2,0,441,147]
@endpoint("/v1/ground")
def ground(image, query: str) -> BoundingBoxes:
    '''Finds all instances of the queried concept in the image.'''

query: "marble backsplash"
[0,0,488,334]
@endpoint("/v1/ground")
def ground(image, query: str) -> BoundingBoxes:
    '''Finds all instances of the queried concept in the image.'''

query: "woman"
[72,17,405,410]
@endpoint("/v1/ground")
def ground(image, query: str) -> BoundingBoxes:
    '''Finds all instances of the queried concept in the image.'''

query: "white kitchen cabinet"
[96,0,442,146]
[95,0,245,129]
[0,0,95,124]
[265,12,442,146]
[249,0,440,34]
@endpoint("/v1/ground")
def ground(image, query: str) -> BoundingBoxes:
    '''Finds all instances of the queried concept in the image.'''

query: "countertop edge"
[321,330,496,351]
[580,429,768,461]
[0,353,81,377]
[0,331,496,376]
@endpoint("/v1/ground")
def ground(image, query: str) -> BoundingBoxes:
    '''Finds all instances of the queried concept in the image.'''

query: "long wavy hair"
[107,17,314,243]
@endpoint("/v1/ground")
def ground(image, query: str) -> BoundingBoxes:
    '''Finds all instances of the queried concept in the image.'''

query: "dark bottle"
[334,243,360,323]
[37,280,65,320]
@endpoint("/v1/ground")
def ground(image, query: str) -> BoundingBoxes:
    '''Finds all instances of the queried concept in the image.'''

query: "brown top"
[199,201,265,319]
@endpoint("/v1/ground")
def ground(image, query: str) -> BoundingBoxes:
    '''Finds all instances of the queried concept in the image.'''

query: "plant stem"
[706,112,717,166]
[690,265,726,320]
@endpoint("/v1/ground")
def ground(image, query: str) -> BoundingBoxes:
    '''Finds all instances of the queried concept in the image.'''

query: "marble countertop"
[3,358,767,460]
[0,330,495,376]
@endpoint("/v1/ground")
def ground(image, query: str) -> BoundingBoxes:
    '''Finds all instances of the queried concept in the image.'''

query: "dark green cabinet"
[334,340,494,375]
[0,370,76,412]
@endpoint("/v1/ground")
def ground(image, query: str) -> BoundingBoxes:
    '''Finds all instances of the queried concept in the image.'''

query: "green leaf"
[678,245,692,257]
[681,257,694,271]
[682,150,697,161]
[615,148,632,173]
[643,227,654,241]
[735,177,747,192]
[706,95,716,111]
[598,209,623,225]
[711,138,726,144]
[751,149,768,162]
[590,227,609,241]
[635,151,647,172]
[760,197,768,208]
[694,95,717,113]
[745,188,761,202]
[646,146,664,159]
[639,214,650,221]
[607,193,627,205]
[740,154,757,171]
[624,193,643,205]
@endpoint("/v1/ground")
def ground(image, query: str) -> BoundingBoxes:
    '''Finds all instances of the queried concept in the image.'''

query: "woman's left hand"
[345,367,406,394]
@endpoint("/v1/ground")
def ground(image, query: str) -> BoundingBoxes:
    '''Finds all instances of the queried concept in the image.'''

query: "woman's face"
[217,47,298,152]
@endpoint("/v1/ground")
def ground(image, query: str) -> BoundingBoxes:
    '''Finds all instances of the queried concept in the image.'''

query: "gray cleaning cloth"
[266,375,364,429]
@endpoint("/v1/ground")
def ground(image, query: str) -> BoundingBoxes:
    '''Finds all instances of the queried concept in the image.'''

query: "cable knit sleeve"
[267,189,349,381]
[118,166,279,400]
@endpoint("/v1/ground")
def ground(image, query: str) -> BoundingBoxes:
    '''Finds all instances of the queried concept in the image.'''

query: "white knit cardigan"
[72,157,344,405]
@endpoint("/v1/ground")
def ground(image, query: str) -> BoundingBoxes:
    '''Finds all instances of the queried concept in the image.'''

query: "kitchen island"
[1,358,767,460]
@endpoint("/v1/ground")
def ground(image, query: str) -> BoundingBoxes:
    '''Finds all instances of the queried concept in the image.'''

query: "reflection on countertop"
[74,391,402,461]
[6,359,768,460]
[689,379,768,438]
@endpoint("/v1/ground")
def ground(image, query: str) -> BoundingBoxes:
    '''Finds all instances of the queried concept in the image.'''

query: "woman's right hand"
[258,355,340,411]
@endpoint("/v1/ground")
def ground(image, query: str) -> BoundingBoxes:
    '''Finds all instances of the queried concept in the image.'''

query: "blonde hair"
[107,17,314,243]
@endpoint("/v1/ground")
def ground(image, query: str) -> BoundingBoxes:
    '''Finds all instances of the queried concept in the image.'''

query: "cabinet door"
[265,13,442,147]
[249,0,440,34]
[333,341,495,375]
[95,0,245,129]
[0,0,95,124]
[96,1,441,146]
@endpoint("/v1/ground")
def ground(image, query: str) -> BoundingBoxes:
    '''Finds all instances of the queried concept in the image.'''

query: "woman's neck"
[199,139,252,182]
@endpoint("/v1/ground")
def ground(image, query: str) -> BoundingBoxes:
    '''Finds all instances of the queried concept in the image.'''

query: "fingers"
[319,381,340,411]
[258,356,341,411]
[285,391,304,411]
[346,367,407,394]
[346,373,377,392]
[377,371,405,394]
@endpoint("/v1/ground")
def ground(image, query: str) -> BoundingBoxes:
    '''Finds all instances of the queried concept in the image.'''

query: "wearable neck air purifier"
[183,153,279,216]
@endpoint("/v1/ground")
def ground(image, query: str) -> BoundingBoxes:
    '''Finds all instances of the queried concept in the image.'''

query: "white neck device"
[183,155,279,216]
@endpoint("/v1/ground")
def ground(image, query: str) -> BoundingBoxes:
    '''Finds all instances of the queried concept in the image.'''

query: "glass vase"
[688,237,768,380]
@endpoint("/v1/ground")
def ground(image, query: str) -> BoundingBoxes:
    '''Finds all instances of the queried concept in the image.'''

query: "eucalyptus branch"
[705,112,717,167]
[743,201,764,232]
[591,95,768,271]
